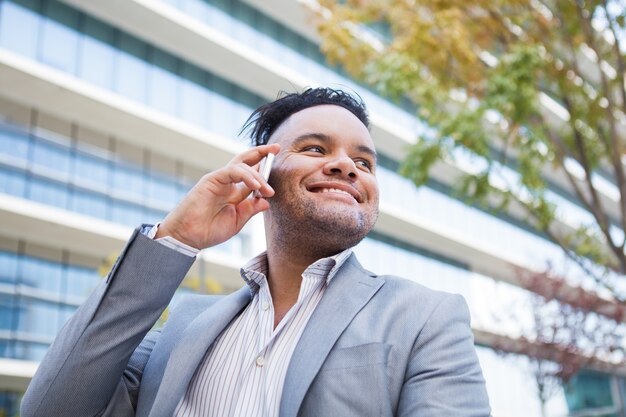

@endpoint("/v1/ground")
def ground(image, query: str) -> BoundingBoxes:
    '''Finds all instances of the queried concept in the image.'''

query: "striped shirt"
[173,248,353,417]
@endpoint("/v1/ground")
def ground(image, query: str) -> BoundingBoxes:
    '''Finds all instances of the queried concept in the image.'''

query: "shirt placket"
[257,282,274,360]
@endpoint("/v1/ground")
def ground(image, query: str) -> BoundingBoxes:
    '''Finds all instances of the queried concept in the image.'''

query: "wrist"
[155,222,199,250]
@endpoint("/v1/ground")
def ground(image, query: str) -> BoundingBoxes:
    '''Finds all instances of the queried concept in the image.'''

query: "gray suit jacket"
[21,228,491,417]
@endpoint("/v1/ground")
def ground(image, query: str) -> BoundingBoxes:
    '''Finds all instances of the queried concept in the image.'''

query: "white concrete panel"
[242,0,321,44]
[59,0,417,162]
[0,193,243,286]
[0,358,38,391]
[0,49,242,171]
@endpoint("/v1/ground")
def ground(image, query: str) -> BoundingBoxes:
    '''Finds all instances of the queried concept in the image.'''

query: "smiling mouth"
[310,187,358,202]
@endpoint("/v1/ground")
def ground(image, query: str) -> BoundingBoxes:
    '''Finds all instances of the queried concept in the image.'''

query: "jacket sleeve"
[397,294,492,417]
[20,227,195,417]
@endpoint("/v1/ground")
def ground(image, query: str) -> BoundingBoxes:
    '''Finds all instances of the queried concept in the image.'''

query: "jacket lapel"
[279,254,385,417]
[148,286,251,417]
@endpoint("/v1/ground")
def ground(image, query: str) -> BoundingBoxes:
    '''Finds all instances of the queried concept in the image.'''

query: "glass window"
[179,77,210,127]
[70,189,108,219]
[0,391,21,417]
[43,0,80,29]
[0,1,41,59]
[0,129,29,161]
[147,61,180,115]
[78,15,115,88]
[207,89,235,138]
[354,234,471,295]
[58,304,75,329]
[146,173,177,206]
[16,297,60,338]
[0,252,18,285]
[0,341,10,361]
[232,3,257,47]
[176,182,190,202]
[232,101,252,135]
[39,17,79,73]
[111,164,143,198]
[115,34,149,103]
[0,167,26,197]
[78,35,115,89]
[179,0,209,21]
[110,200,144,227]
[81,14,114,44]
[565,371,615,413]
[28,177,68,208]
[12,340,49,361]
[0,293,15,331]
[214,237,240,257]
[115,51,149,103]
[257,17,283,59]
[31,138,71,176]
[206,1,233,33]
[21,256,63,293]
[74,152,109,189]
[145,207,167,226]
[65,266,99,299]
[151,47,178,74]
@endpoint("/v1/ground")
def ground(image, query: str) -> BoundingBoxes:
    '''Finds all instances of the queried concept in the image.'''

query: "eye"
[355,159,373,172]
[302,145,325,154]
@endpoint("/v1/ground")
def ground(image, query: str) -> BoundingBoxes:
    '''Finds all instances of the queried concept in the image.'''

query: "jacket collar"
[147,286,251,417]
[279,253,384,417]
[147,253,383,417]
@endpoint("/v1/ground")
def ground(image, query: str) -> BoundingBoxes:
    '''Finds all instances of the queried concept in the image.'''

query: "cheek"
[270,159,318,188]
[268,167,296,194]
[366,180,379,202]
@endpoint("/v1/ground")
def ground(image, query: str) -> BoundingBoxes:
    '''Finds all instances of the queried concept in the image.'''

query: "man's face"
[264,105,379,255]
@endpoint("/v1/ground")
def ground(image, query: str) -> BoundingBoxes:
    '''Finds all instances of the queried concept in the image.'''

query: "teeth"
[321,188,352,197]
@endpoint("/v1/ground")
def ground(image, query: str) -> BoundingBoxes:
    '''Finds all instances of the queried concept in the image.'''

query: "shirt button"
[261,302,270,311]
[256,356,265,367]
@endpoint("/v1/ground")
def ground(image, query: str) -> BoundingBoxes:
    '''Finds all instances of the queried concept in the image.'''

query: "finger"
[230,162,277,196]
[235,196,271,227]
[223,167,273,202]
[213,164,263,191]
[232,143,280,166]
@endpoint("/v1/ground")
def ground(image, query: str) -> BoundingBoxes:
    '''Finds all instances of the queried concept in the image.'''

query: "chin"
[308,213,372,247]
[268,196,378,252]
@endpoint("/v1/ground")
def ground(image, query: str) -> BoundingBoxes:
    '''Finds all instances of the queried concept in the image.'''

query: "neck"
[264,241,318,304]
[264,234,346,323]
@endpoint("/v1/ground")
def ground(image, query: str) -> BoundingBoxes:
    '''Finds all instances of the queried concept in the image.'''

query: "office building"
[0,0,623,415]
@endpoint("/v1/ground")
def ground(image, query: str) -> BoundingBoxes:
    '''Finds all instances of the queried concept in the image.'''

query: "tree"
[316,0,626,292]
[314,0,626,404]
[499,267,626,415]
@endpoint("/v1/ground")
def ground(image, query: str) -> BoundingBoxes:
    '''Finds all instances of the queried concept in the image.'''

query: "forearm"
[21,229,195,417]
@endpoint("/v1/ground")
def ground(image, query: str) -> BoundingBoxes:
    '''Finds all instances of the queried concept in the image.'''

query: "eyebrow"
[292,132,378,163]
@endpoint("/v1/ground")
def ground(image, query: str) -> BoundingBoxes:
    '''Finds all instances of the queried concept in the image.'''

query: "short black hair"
[241,87,369,146]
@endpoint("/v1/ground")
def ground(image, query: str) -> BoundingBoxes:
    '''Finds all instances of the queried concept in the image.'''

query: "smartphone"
[254,153,275,198]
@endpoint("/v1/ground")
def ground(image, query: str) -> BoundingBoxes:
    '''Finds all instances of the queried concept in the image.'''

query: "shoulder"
[380,274,469,320]
[349,254,463,311]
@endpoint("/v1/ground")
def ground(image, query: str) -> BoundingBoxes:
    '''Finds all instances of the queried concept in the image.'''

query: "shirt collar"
[240,248,353,296]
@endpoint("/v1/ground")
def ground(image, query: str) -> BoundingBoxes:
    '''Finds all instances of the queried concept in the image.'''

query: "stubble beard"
[267,184,379,258]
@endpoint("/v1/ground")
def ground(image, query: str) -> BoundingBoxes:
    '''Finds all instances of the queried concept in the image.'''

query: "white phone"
[254,153,275,198]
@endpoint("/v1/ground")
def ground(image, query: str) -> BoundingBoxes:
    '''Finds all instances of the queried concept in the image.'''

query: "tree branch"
[535,113,623,274]
[599,0,626,248]
[601,0,626,117]
[571,1,626,261]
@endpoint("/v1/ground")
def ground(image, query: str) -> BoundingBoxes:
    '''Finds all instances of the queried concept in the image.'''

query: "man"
[21,88,491,416]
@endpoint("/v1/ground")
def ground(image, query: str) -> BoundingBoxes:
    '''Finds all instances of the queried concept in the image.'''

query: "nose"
[323,155,358,179]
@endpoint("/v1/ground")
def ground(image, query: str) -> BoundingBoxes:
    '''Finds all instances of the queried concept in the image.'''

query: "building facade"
[0,0,623,415]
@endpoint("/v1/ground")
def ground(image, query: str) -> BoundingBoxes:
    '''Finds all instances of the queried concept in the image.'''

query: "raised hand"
[156,143,280,250]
